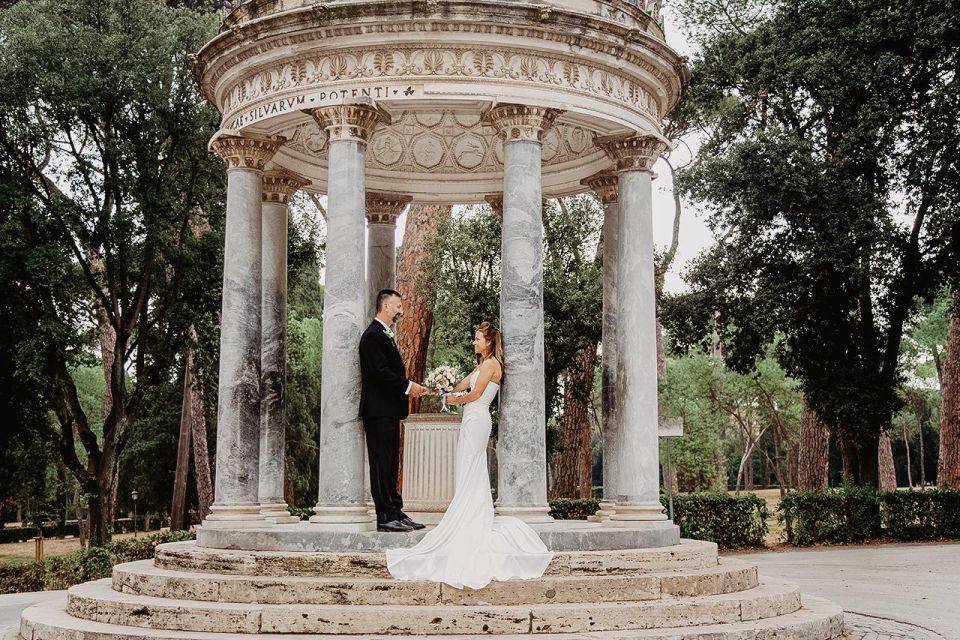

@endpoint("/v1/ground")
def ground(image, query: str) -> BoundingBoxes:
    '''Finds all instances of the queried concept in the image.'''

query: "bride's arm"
[446,361,497,405]
[449,368,476,393]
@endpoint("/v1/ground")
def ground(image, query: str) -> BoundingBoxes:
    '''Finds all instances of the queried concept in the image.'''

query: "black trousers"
[363,416,405,524]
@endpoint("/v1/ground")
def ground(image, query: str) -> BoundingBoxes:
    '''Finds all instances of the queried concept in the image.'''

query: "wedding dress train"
[385,370,554,589]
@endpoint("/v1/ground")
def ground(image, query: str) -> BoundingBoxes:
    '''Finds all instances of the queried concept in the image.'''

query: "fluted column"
[204,133,283,529]
[259,169,308,525]
[308,101,390,530]
[598,134,669,524]
[485,104,561,523]
[365,192,411,315]
[581,171,620,522]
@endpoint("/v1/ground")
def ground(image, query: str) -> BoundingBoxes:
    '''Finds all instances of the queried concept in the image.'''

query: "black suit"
[359,320,409,524]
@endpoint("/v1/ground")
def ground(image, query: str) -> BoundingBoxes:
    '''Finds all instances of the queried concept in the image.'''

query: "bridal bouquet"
[424,365,462,413]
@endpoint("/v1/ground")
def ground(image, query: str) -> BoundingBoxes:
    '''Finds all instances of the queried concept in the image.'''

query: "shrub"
[0,529,197,594]
[548,498,600,520]
[778,487,881,545]
[881,489,960,541]
[670,493,769,549]
[289,507,314,521]
[0,561,45,594]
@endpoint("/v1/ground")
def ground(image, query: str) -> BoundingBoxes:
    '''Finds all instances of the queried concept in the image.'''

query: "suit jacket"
[359,320,410,420]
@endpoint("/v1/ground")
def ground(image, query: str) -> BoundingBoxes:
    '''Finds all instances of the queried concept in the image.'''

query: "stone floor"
[733,542,960,638]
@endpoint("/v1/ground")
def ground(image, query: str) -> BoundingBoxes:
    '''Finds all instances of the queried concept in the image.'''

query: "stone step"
[19,594,845,639]
[113,558,757,605]
[64,579,801,635]
[153,539,720,578]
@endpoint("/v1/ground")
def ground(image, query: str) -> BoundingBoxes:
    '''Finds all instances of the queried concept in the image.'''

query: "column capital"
[262,168,309,204]
[581,170,619,204]
[596,134,668,173]
[211,132,285,171]
[483,104,562,142]
[365,191,411,224]
[484,194,503,218]
[308,102,391,143]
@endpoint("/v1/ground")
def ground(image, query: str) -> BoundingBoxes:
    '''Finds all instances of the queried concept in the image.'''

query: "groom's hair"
[376,289,401,312]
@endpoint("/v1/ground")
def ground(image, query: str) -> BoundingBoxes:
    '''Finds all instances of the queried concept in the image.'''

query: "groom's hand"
[410,382,428,398]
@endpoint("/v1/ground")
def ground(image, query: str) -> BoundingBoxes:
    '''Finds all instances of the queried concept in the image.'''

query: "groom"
[359,289,428,532]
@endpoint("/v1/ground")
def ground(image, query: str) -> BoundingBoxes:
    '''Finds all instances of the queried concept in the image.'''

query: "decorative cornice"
[365,191,412,224]
[308,103,391,143]
[483,104,562,143]
[581,170,619,204]
[484,194,503,218]
[596,134,667,173]
[210,132,284,170]
[262,168,308,204]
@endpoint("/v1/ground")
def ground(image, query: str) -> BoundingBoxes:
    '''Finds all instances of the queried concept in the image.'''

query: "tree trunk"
[937,290,960,488]
[549,347,597,498]
[190,366,213,520]
[170,354,195,531]
[902,425,913,488]
[878,432,897,491]
[918,418,926,487]
[396,204,452,414]
[74,481,88,548]
[839,430,880,488]
[797,404,830,490]
[786,442,799,490]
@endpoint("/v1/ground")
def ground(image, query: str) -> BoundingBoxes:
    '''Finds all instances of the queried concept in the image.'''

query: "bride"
[385,321,554,589]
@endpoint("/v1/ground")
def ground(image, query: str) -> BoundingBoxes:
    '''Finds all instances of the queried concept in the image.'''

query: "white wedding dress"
[386,370,554,589]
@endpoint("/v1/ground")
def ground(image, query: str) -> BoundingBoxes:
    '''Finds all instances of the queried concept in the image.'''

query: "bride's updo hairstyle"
[476,321,504,373]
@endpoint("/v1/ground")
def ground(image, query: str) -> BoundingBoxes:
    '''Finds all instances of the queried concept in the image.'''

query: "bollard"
[33,534,44,562]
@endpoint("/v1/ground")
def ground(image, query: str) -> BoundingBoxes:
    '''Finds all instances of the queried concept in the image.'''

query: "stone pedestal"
[203,133,283,529]
[308,102,390,531]
[598,135,669,524]
[259,169,308,525]
[400,413,462,521]
[485,105,561,523]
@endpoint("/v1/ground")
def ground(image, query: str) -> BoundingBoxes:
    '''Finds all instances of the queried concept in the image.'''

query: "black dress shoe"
[377,519,414,532]
[401,517,426,530]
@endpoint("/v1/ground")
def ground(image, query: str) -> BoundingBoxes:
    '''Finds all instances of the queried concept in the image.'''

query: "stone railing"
[221,0,664,34]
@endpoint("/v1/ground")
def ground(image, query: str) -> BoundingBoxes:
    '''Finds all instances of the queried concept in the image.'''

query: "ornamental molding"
[581,170,619,204]
[262,168,308,203]
[283,110,595,175]
[199,19,684,104]
[596,134,667,172]
[210,132,285,170]
[365,191,412,223]
[308,103,391,143]
[218,45,665,125]
[483,105,562,143]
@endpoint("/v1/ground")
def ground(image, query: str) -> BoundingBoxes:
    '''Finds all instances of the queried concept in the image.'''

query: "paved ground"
[734,542,960,639]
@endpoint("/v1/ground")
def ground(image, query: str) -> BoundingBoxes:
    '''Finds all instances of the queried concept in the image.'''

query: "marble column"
[204,133,283,529]
[365,192,411,315]
[581,171,620,522]
[598,134,669,524]
[485,104,561,523]
[308,101,390,530]
[259,169,308,525]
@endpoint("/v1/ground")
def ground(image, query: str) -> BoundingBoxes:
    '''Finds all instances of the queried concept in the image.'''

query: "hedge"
[880,490,960,541]
[0,516,168,544]
[546,494,768,549]
[670,493,769,549]
[0,529,196,594]
[778,487,881,545]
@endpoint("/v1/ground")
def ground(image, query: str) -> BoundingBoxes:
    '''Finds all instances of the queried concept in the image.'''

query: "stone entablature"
[219,0,666,39]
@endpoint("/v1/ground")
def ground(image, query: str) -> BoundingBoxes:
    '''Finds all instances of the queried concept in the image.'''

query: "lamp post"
[131,490,139,538]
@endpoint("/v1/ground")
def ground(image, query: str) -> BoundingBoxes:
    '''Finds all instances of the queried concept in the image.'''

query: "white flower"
[383,328,395,340]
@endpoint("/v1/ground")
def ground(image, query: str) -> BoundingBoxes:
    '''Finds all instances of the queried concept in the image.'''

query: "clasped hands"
[409,383,459,401]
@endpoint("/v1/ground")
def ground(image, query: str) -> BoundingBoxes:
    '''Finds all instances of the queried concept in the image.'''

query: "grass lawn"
[0,531,146,564]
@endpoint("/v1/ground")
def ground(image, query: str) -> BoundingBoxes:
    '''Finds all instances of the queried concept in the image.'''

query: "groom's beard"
[392,313,402,324]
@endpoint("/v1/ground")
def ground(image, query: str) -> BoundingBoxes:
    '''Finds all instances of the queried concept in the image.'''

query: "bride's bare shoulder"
[481,357,502,382]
